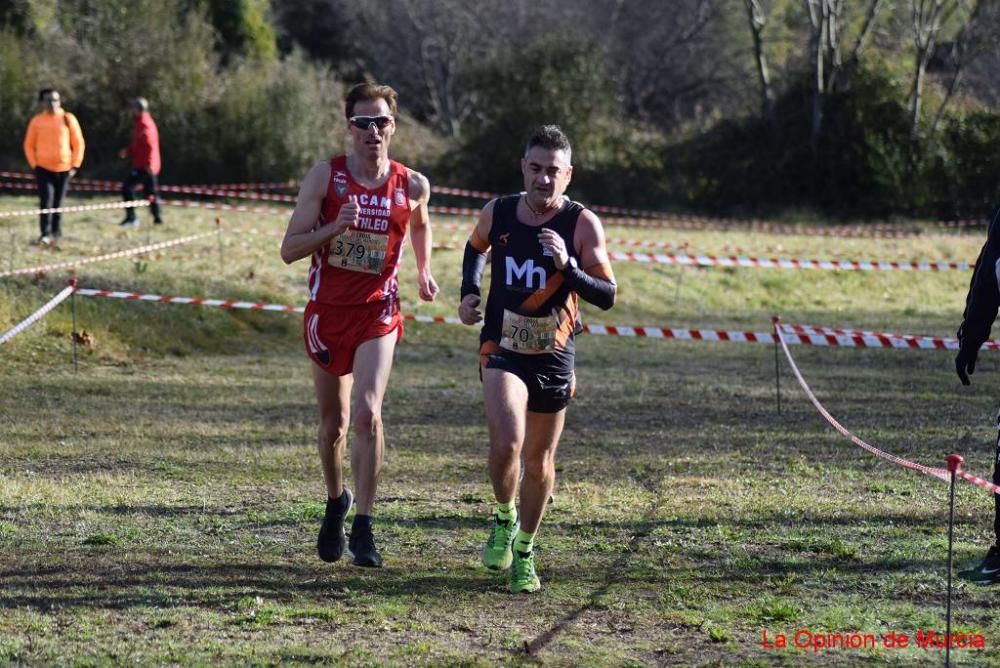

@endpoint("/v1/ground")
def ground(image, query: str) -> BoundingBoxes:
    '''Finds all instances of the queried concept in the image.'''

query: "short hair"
[132,97,149,112]
[525,125,572,163]
[38,88,57,102]
[344,82,398,119]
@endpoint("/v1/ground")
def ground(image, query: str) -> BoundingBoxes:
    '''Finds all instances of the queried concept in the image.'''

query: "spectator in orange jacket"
[23,88,85,245]
[118,97,162,228]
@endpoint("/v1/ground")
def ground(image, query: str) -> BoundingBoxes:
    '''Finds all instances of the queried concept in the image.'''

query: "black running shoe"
[958,545,1000,584]
[317,489,353,563]
[348,525,383,568]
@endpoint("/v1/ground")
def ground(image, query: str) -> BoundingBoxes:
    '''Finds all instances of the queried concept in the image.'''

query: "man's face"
[347,98,395,160]
[42,92,61,113]
[521,146,573,206]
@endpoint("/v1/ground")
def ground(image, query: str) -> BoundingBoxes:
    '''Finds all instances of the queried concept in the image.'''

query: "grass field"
[2,193,1000,665]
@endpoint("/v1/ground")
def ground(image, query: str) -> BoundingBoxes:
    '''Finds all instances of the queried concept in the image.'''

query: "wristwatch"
[562,256,578,272]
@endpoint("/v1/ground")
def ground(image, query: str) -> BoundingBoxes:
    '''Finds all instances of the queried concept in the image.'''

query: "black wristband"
[461,240,487,299]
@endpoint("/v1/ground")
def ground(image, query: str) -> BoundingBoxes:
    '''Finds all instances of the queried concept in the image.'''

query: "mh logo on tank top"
[506,256,546,291]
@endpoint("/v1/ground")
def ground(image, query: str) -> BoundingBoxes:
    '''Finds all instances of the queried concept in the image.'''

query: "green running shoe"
[510,549,541,593]
[482,515,518,571]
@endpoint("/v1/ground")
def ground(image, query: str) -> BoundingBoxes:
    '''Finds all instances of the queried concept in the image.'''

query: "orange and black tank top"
[481,195,584,362]
[307,155,410,306]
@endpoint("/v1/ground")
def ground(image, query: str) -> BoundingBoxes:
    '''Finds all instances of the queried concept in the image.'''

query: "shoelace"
[488,518,512,547]
[352,530,377,553]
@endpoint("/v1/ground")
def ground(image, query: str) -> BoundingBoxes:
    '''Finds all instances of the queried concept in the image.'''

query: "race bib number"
[329,229,388,274]
[500,309,558,353]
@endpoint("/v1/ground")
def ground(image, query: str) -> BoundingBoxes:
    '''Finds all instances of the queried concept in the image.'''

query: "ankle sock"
[513,529,534,554]
[496,499,516,523]
[327,489,350,514]
[352,513,372,533]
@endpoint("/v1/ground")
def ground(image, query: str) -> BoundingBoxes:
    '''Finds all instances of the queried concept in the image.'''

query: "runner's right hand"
[458,294,482,325]
[332,197,359,235]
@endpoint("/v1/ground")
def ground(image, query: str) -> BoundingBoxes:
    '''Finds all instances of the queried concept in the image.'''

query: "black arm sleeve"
[958,206,1000,349]
[461,240,488,299]
[563,265,616,310]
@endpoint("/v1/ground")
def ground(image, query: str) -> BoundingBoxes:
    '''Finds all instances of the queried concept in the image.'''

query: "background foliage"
[0,0,997,217]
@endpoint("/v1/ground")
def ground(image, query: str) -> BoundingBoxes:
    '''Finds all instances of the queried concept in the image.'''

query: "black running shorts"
[482,349,575,413]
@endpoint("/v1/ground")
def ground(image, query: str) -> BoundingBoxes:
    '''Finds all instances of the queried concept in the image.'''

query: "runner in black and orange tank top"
[457,125,616,593]
[281,82,439,570]
[479,194,583,364]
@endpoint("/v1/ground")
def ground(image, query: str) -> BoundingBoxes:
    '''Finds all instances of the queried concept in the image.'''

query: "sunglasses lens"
[350,116,391,130]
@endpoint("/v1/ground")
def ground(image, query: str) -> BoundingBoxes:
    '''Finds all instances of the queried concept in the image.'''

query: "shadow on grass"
[0,560,497,612]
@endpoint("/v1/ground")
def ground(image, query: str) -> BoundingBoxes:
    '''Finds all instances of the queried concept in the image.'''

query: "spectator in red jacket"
[118,97,162,228]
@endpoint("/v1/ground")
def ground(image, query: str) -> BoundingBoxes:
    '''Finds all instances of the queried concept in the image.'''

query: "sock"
[352,513,372,533]
[496,499,516,523]
[327,489,350,515]
[513,529,534,555]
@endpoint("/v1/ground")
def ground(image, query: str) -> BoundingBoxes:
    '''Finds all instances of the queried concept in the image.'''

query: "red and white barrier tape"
[157,186,295,201]
[74,288,303,313]
[783,323,1000,351]
[432,185,497,199]
[0,284,75,345]
[161,199,288,216]
[608,250,971,272]
[1,171,988,230]
[954,468,1000,496]
[62,290,1000,350]
[0,173,298,192]
[773,319,952,482]
[169,179,297,191]
[0,180,118,196]
[0,199,149,219]
[775,319,1000,498]
[158,199,474,220]
[600,216,968,238]
[607,238,688,251]
[0,232,215,278]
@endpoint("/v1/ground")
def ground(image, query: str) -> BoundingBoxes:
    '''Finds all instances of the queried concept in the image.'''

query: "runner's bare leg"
[483,368,529,504]
[350,332,397,514]
[312,365,353,498]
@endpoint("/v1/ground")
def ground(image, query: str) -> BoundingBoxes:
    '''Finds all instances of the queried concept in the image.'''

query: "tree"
[908,0,952,137]
[799,0,886,165]
[744,0,775,122]
[927,0,992,135]
[201,0,277,62]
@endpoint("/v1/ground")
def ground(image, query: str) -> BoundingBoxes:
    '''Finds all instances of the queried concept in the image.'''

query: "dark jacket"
[958,206,1000,352]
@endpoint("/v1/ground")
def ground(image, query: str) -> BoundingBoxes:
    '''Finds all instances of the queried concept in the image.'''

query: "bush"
[662,65,923,218]
[168,52,341,183]
[0,2,343,184]
[0,29,38,170]
[932,112,1000,216]
[438,34,668,208]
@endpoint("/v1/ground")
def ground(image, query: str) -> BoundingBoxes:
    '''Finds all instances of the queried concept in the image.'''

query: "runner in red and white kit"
[281,82,439,568]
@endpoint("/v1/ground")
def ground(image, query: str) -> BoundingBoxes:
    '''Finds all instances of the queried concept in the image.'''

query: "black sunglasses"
[349,115,393,131]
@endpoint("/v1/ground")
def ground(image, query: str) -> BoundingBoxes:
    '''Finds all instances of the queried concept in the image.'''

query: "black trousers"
[993,412,1000,542]
[35,167,71,238]
[122,168,162,221]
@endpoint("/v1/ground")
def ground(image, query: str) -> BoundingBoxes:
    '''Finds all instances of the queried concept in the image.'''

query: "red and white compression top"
[307,156,411,306]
